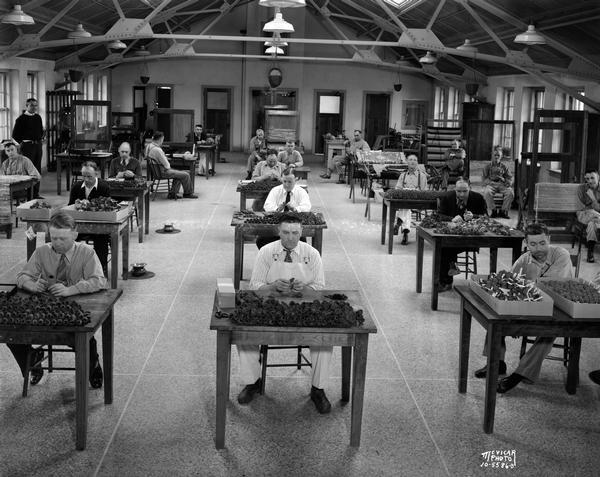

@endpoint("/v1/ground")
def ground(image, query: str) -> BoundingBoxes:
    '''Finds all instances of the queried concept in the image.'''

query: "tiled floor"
[1,154,599,477]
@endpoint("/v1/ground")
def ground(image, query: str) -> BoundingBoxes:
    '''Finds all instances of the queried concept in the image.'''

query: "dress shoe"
[474,360,506,379]
[490,210,498,218]
[310,386,331,414]
[319,173,331,179]
[183,193,199,199]
[90,362,103,389]
[437,282,453,293]
[237,379,262,404]
[167,193,180,200]
[30,349,44,385]
[401,229,409,245]
[496,373,523,394]
[448,262,461,276]
[589,370,600,385]
[587,245,595,263]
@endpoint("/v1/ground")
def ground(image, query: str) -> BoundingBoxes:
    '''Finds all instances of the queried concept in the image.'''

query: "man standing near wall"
[12,98,44,199]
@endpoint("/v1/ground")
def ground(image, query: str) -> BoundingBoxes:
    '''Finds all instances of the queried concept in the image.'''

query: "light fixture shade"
[134,46,150,56]
[514,24,546,45]
[419,51,437,64]
[265,46,284,55]
[108,39,126,50]
[263,12,294,34]
[465,83,479,96]
[69,70,84,83]
[68,24,92,39]
[456,39,478,53]
[264,39,288,47]
[1,4,34,25]
[259,0,306,7]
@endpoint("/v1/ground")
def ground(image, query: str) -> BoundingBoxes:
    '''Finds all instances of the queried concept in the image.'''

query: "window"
[82,74,94,100]
[525,87,545,151]
[0,72,10,140]
[446,87,461,127]
[26,72,37,100]
[97,74,108,101]
[500,88,514,148]
[560,90,585,111]
[433,86,446,124]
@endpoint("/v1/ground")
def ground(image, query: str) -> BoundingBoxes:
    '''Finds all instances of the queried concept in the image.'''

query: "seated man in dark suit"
[437,178,487,292]
[108,141,142,179]
[68,161,111,274]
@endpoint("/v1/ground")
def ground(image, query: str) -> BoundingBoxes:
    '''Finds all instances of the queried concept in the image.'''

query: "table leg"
[458,299,471,393]
[483,326,502,434]
[416,232,424,293]
[388,204,396,255]
[102,308,114,405]
[566,337,581,394]
[234,227,243,289]
[144,190,150,236]
[57,157,62,195]
[215,331,231,449]
[75,333,90,450]
[381,201,387,245]
[137,192,144,243]
[489,248,498,274]
[122,224,129,281]
[431,241,442,311]
[190,163,196,192]
[341,346,351,402]
[110,231,119,289]
[350,335,369,447]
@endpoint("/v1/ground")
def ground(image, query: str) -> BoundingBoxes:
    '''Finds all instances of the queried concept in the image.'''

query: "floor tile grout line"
[93,174,232,477]
[311,182,452,477]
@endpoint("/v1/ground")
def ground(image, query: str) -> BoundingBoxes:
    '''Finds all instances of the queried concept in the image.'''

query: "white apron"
[266,251,312,285]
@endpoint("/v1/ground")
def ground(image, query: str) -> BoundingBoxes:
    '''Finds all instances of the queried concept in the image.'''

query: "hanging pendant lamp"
[263,12,294,34]
[259,0,306,7]
[1,4,34,25]
[514,24,546,45]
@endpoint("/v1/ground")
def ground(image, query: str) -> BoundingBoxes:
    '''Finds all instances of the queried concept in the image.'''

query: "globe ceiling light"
[259,0,306,7]
[456,39,478,53]
[68,24,92,39]
[514,24,546,45]
[108,39,127,50]
[265,46,284,55]
[419,51,437,64]
[1,4,34,25]
[263,12,294,34]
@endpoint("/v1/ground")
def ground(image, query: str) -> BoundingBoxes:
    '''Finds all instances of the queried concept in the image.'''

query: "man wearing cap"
[12,98,44,198]
[0,140,41,180]
[236,213,332,414]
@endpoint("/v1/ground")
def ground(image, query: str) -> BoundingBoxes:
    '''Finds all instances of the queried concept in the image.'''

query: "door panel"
[314,92,344,153]
[364,93,390,147]
[203,88,231,151]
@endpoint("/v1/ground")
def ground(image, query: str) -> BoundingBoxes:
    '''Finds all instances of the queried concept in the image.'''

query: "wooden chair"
[145,156,172,200]
[22,345,74,397]
[259,345,312,395]
[455,249,478,278]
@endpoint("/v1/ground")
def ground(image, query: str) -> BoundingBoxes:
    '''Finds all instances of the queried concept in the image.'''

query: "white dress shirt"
[264,184,311,212]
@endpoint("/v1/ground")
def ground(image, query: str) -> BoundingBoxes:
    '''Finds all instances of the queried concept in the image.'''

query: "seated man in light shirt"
[236,213,332,414]
[277,140,303,169]
[257,168,311,248]
[0,140,41,184]
[473,223,573,394]
[145,131,198,200]
[391,154,428,245]
[7,210,107,388]
[252,152,285,182]
[576,169,600,263]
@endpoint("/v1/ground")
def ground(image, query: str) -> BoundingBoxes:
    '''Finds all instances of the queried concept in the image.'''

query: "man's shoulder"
[470,190,485,200]
[549,245,570,259]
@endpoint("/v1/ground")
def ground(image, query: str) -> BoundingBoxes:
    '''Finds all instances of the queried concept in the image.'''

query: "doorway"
[364,93,390,147]
[203,87,232,151]
[155,86,173,138]
[250,88,297,141]
[314,91,345,154]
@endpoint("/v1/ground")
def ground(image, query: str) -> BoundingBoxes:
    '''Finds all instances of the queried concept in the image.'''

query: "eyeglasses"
[119,150,130,154]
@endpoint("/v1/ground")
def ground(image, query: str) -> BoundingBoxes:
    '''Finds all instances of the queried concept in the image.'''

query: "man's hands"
[270,278,305,294]
[23,279,75,296]
[47,283,75,297]
[23,278,48,294]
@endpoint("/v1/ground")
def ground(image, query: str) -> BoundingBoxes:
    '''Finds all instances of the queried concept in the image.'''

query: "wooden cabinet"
[462,102,495,162]
[45,90,82,171]
[265,109,298,145]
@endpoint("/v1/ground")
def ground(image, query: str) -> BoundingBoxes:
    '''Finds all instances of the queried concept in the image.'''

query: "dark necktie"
[283,248,293,263]
[284,191,292,211]
[56,254,69,284]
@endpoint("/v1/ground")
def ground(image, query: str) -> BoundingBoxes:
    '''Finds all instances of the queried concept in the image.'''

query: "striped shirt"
[249,240,324,290]
[0,154,41,180]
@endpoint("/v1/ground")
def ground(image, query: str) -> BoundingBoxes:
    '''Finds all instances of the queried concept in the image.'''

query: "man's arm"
[293,151,303,167]
[482,164,491,185]
[131,160,143,177]
[306,248,325,290]
[249,247,272,290]
[150,148,171,170]
[71,248,107,294]
[16,248,46,291]
[108,158,119,178]
[263,187,280,212]
[23,157,41,180]
[546,249,574,279]
[12,116,24,143]
[503,164,513,186]
[294,187,311,212]
[437,193,454,217]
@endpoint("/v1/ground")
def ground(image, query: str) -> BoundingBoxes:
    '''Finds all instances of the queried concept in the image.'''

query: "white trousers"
[577,209,600,242]
[395,209,412,232]
[237,344,333,389]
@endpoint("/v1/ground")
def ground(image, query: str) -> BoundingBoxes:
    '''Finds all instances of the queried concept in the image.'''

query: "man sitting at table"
[0,140,41,190]
[482,147,514,218]
[277,140,304,169]
[483,223,573,393]
[252,152,284,182]
[7,210,107,388]
[392,154,428,245]
[576,169,600,263]
[245,128,268,180]
[236,213,332,413]
[108,141,142,179]
[145,131,198,200]
[321,129,370,183]
[69,161,111,275]
[437,178,487,292]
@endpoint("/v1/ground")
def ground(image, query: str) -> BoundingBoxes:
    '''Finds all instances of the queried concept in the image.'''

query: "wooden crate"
[17,200,54,220]
[469,275,554,316]
[538,278,600,319]
[61,203,132,222]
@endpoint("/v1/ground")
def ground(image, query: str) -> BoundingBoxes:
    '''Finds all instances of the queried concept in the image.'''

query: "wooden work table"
[209,289,377,449]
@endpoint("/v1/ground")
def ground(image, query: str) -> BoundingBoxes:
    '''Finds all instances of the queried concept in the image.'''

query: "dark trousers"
[440,248,458,285]
[20,142,43,197]
[7,337,100,377]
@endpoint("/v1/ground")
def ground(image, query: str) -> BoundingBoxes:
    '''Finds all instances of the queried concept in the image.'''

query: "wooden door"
[314,91,344,153]
[364,93,390,148]
[203,88,231,151]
